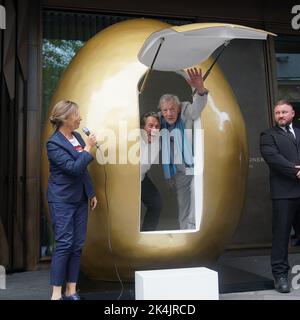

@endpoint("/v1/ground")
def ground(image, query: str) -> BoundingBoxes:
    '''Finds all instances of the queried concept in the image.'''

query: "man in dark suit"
[260,100,300,293]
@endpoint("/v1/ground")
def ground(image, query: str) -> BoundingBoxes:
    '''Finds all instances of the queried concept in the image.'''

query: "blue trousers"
[48,201,88,286]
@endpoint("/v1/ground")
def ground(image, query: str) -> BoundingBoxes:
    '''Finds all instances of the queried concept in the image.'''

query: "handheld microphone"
[82,127,100,149]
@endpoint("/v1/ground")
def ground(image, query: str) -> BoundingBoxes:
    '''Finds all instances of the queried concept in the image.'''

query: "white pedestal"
[0,265,5,290]
[135,267,219,300]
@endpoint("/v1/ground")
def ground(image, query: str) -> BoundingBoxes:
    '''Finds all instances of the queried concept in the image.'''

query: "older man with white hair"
[158,67,208,230]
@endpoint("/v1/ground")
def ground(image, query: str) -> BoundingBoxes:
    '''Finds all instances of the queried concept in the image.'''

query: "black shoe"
[63,292,81,300]
[291,236,300,246]
[274,277,290,293]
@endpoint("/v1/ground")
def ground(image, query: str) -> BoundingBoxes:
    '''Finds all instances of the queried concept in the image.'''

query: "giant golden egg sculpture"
[41,19,271,280]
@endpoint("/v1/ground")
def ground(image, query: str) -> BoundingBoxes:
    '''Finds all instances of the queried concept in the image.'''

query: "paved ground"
[1,253,300,300]
[219,252,300,299]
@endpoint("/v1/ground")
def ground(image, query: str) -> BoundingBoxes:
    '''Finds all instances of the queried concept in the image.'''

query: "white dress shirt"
[279,123,296,139]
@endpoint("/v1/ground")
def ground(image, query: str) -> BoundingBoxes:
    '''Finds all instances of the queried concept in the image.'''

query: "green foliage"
[42,39,84,125]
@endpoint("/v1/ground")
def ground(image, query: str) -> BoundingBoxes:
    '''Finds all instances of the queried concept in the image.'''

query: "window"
[275,36,300,127]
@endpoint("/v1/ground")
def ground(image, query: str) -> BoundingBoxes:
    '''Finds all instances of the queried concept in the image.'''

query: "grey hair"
[140,111,160,128]
[158,94,181,110]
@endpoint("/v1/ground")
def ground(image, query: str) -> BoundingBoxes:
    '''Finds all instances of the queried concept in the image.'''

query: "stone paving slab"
[1,254,300,300]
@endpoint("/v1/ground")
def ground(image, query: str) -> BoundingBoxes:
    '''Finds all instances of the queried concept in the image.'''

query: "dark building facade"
[1,0,300,271]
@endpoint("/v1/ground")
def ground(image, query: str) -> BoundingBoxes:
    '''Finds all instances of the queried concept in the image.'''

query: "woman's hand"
[90,196,98,210]
[84,133,97,153]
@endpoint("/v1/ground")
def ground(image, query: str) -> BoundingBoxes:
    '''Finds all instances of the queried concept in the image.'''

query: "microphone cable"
[100,159,124,300]
[83,127,124,300]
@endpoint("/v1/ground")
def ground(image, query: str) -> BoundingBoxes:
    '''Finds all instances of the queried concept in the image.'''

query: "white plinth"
[135,267,219,300]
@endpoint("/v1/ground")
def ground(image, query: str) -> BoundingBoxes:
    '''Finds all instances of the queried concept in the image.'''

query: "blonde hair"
[49,100,79,129]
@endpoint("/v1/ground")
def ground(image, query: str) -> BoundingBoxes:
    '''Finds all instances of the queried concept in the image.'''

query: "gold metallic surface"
[41,19,248,280]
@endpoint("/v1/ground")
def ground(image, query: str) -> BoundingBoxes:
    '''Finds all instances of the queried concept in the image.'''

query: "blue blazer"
[46,130,95,203]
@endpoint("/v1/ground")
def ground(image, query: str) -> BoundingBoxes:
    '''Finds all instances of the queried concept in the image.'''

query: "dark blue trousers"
[141,175,162,231]
[48,201,88,286]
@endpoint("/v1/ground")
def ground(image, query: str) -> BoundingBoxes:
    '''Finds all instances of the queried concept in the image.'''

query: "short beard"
[276,120,292,127]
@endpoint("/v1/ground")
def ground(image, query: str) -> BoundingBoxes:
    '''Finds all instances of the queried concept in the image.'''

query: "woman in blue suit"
[46,99,98,300]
